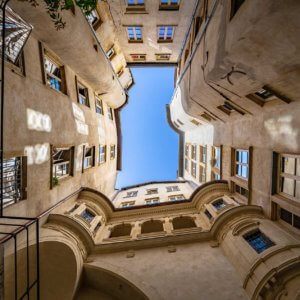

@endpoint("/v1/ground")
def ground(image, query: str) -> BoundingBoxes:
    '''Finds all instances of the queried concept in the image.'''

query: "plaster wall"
[108,0,197,63]
[113,182,194,207]
[3,30,119,217]
[87,242,248,300]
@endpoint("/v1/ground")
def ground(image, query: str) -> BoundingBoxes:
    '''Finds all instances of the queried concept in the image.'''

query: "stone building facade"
[0,0,300,300]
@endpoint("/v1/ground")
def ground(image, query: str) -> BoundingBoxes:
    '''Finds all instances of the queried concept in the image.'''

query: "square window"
[127,26,143,42]
[158,26,174,42]
[244,230,274,254]
[212,199,226,210]
[80,209,95,223]
[107,107,114,120]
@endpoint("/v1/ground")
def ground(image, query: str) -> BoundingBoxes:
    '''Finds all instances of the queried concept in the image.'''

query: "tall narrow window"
[2,157,26,206]
[185,144,190,157]
[52,147,73,180]
[158,26,175,42]
[278,155,300,200]
[200,145,207,163]
[95,96,103,115]
[83,146,95,169]
[235,149,249,180]
[127,26,143,42]
[199,165,206,183]
[106,46,116,60]
[77,81,89,107]
[191,161,197,178]
[99,145,106,164]
[107,107,114,120]
[110,145,116,160]
[243,230,274,254]
[191,145,197,160]
[44,55,64,92]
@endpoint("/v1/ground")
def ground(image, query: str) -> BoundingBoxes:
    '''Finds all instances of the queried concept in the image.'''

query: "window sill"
[126,6,146,12]
[159,5,179,11]
[45,84,68,97]
[231,175,248,187]
[128,40,144,44]
[157,39,173,43]
[271,194,300,211]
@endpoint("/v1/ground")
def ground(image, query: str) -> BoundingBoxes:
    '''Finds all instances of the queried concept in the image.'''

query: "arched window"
[141,220,164,234]
[172,216,196,230]
[110,224,132,238]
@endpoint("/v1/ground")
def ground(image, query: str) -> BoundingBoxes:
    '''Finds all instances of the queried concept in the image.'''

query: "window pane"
[280,208,292,225]
[294,214,300,229]
[281,177,295,196]
[282,157,295,175]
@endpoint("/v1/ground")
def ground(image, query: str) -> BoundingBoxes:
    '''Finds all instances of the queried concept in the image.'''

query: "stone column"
[163,217,173,235]
[131,221,141,240]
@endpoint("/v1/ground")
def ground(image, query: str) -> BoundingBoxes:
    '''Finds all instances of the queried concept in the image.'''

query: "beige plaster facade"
[108,0,197,64]
[1,1,300,300]
[112,181,194,208]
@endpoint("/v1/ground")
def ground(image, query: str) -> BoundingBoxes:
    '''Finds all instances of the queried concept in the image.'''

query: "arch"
[172,216,197,230]
[141,220,164,234]
[79,260,164,300]
[110,223,132,238]
[4,238,81,300]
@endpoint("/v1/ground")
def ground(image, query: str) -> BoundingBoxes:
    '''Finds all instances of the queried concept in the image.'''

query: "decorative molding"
[232,220,260,236]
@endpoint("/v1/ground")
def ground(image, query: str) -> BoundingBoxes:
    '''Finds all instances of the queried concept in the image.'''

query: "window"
[212,172,221,180]
[235,149,249,180]
[201,112,214,122]
[110,145,116,160]
[278,154,300,200]
[2,157,26,207]
[204,209,212,220]
[280,208,300,230]
[191,145,197,160]
[166,186,179,192]
[235,183,249,198]
[95,96,103,115]
[191,119,200,126]
[80,209,95,223]
[199,166,206,183]
[131,54,146,61]
[86,9,101,29]
[126,191,138,198]
[243,230,274,254]
[158,26,175,42]
[94,222,101,233]
[255,88,274,100]
[116,68,124,78]
[127,26,143,42]
[52,147,73,180]
[127,0,145,11]
[122,201,135,207]
[212,199,226,210]
[230,0,245,20]
[141,220,164,234]
[146,188,158,195]
[172,217,196,230]
[159,0,180,10]
[184,158,189,172]
[185,144,190,157]
[169,194,185,201]
[145,198,160,205]
[99,145,106,164]
[155,53,171,61]
[191,161,197,178]
[83,146,95,169]
[44,55,64,92]
[107,107,114,120]
[77,81,89,107]
[106,47,116,60]
[200,146,207,163]
[214,147,221,169]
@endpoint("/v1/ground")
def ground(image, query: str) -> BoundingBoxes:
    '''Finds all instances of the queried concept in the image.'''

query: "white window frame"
[157,26,175,41]
[99,145,106,164]
[127,26,143,41]
[235,149,249,180]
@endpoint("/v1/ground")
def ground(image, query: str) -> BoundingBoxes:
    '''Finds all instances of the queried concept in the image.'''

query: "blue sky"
[116,67,179,189]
